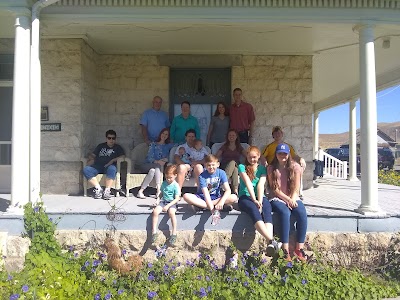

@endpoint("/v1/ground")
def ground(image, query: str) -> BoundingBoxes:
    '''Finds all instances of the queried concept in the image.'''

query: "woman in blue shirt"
[137,128,174,200]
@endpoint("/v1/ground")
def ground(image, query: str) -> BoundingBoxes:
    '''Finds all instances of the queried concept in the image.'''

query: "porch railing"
[322,152,348,179]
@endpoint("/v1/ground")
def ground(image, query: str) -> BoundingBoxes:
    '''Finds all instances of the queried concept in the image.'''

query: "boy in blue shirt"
[151,164,181,246]
[183,154,238,225]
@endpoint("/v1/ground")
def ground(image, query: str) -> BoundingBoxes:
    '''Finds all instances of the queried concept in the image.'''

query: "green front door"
[170,68,231,143]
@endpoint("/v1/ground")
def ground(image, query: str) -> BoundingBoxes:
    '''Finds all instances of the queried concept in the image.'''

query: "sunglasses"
[107,136,116,140]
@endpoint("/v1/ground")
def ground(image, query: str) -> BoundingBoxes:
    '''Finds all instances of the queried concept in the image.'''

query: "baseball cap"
[272,126,282,134]
[276,143,290,154]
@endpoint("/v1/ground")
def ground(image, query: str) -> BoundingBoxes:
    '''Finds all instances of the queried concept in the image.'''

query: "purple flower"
[93,260,100,267]
[49,217,53,222]
[177,262,181,267]
[282,274,288,283]
[74,253,78,258]
[33,207,39,213]
[118,289,124,295]
[7,274,13,281]
[198,287,207,298]
[286,262,293,268]
[22,285,29,292]
[207,286,212,292]
[104,292,111,300]
[91,268,96,273]
[205,276,210,281]
[9,294,20,300]
[244,271,249,277]
[121,249,127,255]
[147,291,157,299]
[243,281,249,287]
[205,255,210,261]
[226,276,231,282]
[163,270,169,276]
[112,280,117,285]
[302,279,308,285]
[94,294,101,300]
[198,253,202,258]
[163,264,169,270]
[259,279,264,284]
[84,261,90,267]
[148,274,155,281]
[197,275,202,280]
[147,263,153,268]
[100,276,105,281]
[68,245,74,252]
[261,274,267,279]
[261,258,267,263]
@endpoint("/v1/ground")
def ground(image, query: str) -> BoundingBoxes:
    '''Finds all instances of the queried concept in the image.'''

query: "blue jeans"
[83,164,117,180]
[238,195,273,224]
[270,199,307,244]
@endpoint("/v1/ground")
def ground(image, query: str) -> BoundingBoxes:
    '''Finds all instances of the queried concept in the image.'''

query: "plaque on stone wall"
[41,123,61,131]
[41,106,49,121]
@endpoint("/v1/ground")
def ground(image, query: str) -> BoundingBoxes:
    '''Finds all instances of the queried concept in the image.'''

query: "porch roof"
[1,0,400,111]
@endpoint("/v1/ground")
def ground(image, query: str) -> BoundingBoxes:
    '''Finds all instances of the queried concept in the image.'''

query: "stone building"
[1,0,400,215]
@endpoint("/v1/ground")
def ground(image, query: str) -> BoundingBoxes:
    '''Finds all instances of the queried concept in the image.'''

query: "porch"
[1,176,399,236]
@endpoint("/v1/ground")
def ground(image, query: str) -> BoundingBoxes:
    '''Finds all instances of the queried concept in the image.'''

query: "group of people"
[82,88,308,261]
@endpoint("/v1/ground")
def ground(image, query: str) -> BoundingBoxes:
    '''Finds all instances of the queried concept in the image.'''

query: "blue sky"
[319,85,400,134]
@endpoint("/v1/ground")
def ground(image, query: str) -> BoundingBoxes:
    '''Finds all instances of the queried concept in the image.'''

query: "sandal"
[151,232,159,244]
[169,234,177,245]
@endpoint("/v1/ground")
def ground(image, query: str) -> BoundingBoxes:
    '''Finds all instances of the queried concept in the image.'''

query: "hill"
[319,121,400,149]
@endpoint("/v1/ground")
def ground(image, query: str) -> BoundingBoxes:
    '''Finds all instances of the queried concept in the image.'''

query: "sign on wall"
[41,123,61,132]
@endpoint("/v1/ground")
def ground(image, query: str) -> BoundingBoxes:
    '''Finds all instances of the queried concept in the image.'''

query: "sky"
[319,85,400,134]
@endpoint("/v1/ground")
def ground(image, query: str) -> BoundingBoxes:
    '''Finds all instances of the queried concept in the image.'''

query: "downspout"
[30,0,60,203]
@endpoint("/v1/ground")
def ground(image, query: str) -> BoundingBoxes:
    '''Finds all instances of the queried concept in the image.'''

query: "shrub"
[0,201,400,299]
[378,170,400,186]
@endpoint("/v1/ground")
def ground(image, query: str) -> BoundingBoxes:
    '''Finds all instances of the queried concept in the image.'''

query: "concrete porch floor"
[1,176,400,235]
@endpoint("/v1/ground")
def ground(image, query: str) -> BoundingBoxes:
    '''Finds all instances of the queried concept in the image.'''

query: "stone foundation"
[1,231,397,273]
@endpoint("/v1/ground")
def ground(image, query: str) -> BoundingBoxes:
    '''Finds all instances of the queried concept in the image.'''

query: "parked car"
[378,147,395,170]
[325,148,349,162]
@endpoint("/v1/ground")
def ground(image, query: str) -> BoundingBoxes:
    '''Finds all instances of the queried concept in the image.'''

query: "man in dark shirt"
[83,130,125,200]
[229,88,255,144]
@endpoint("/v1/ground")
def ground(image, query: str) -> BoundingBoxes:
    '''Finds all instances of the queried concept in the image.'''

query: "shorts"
[158,200,177,210]
[196,194,220,201]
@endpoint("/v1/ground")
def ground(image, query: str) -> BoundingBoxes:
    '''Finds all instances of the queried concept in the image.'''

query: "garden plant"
[1,202,400,299]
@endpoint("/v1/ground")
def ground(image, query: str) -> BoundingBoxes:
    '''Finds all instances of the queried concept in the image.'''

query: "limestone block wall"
[232,56,313,188]
[96,55,170,152]
[81,42,98,157]
[2,230,396,273]
[41,39,86,194]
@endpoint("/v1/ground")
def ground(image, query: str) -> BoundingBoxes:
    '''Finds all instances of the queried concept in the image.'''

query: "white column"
[354,24,384,216]
[348,100,359,181]
[30,12,41,204]
[313,112,319,160]
[9,14,31,210]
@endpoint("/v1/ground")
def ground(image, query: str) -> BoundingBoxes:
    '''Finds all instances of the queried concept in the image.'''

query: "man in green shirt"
[170,101,200,144]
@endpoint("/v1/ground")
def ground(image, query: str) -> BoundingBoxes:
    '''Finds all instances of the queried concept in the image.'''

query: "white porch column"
[348,100,359,181]
[10,13,31,209]
[313,112,319,160]
[354,24,384,215]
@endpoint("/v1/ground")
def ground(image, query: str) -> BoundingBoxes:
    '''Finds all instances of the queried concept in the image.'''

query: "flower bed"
[1,202,400,300]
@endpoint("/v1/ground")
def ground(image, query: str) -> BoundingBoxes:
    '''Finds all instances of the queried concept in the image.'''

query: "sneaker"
[266,240,281,257]
[103,189,112,200]
[211,210,221,226]
[137,190,146,199]
[294,248,307,262]
[169,234,177,245]
[222,204,233,212]
[283,249,292,262]
[93,187,103,199]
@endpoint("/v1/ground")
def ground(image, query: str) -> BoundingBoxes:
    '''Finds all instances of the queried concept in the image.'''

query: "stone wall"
[232,56,313,188]
[38,41,313,193]
[96,55,170,151]
[1,230,397,273]
[41,39,85,194]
